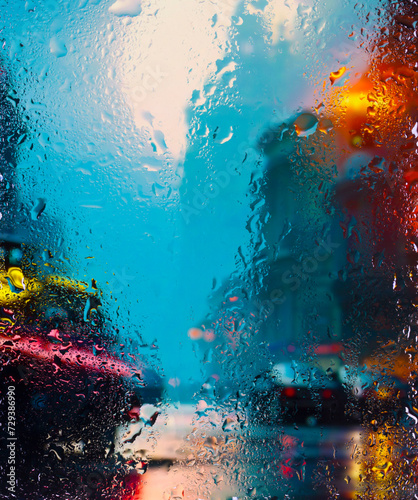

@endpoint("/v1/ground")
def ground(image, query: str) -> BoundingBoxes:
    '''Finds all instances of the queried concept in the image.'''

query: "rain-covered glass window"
[0,0,417,498]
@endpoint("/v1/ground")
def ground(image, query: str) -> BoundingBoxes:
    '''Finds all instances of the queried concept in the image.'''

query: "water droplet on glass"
[30,198,46,220]
[108,0,142,17]
[293,113,318,137]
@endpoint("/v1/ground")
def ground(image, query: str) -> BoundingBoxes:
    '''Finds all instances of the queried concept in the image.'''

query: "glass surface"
[0,0,417,498]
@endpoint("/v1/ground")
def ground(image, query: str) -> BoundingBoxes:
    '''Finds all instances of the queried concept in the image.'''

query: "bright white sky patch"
[115,0,304,161]
[117,0,241,159]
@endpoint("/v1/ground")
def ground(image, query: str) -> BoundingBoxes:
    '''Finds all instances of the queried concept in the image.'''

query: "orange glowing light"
[188,327,203,340]
[325,65,414,159]
[203,329,216,342]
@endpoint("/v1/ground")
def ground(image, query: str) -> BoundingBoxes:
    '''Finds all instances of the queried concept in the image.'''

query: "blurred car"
[251,360,349,427]
[0,242,163,499]
[339,366,409,427]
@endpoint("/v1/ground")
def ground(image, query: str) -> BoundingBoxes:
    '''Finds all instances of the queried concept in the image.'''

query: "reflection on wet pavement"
[120,404,399,499]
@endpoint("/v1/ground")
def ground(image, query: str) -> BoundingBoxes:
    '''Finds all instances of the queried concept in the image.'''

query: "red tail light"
[282,387,297,398]
[322,389,333,399]
[116,471,143,500]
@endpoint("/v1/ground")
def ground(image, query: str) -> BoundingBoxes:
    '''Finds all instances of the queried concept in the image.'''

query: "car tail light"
[282,387,296,398]
[115,470,142,500]
[322,389,333,399]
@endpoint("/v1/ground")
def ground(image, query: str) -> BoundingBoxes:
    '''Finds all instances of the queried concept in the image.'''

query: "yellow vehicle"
[0,241,150,499]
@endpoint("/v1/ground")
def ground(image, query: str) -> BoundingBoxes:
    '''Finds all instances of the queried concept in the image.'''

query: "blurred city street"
[117,404,386,499]
[138,422,363,499]
[0,0,417,498]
